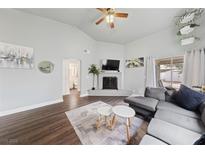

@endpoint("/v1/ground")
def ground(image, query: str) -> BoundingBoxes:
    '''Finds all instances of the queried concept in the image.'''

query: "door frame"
[62,58,81,96]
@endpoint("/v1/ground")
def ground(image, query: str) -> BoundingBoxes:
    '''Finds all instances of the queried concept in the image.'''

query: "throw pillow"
[165,89,177,103]
[144,87,166,101]
[174,84,205,111]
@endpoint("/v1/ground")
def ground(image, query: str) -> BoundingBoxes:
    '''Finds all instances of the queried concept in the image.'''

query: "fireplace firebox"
[102,77,118,89]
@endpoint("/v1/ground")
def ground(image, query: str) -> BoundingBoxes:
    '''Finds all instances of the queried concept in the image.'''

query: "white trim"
[0,98,63,117]
[62,92,70,96]
[80,93,89,97]
[87,89,132,96]
[62,59,81,97]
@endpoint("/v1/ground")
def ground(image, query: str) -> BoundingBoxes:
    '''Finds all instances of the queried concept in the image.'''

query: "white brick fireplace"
[88,71,132,96]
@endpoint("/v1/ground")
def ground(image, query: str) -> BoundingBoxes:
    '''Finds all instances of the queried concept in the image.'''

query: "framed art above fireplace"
[125,57,144,68]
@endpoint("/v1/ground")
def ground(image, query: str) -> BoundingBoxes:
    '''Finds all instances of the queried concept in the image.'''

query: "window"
[156,56,184,89]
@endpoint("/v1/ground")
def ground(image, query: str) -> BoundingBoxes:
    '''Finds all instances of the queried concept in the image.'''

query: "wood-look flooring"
[0,90,147,145]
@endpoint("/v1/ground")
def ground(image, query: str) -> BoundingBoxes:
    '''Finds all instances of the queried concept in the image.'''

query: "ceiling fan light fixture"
[106,14,114,23]
[95,8,128,29]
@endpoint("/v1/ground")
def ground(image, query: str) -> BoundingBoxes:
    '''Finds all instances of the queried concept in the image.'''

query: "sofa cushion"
[202,108,205,126]
[124,96,158,112]
[139,135,168,145]
[194,134,205,145]
[155,109,205,134]
[145,87,166,101]
[174,84,205,111]
[199,102,205,114]
[157,101,200,119]
[147,118,201,145]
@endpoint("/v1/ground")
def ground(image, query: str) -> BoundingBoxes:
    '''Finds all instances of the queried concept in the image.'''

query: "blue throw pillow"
[175,84,205,111]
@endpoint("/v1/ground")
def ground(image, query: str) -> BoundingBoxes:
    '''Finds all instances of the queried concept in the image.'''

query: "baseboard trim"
[0,97,63,117]
[87,89,133,96]
[80,93,89,97]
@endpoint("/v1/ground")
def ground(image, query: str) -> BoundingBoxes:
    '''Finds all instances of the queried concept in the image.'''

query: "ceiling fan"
[95,8,128,29]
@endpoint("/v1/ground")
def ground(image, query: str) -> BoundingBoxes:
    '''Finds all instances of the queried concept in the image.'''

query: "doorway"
[62,59,81,96]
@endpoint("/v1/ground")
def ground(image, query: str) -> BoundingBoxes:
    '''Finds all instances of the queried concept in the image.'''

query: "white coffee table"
[96,106,112,129]
[112,105,135,142]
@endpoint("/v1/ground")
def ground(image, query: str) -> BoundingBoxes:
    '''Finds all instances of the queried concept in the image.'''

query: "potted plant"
[88,64,101,90]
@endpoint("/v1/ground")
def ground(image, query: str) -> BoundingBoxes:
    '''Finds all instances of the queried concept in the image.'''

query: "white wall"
[124,23,205,94]
[0,9,126,112]
[1,8,204,112]
[93,41,125,88]
[0,9,96,111]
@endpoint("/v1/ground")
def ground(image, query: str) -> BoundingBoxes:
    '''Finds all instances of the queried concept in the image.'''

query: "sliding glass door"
[156,56,184,89]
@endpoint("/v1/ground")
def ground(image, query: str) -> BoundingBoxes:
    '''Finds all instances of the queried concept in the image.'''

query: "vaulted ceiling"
[19,8,183,44]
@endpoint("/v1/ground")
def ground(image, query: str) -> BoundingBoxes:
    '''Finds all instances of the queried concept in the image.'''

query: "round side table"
[112,105,135,142]
[96,106,112,129]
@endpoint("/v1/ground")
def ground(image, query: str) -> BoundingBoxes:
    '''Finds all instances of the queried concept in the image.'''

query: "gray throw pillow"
[165,89,177,103]
[202,108,205,126]
[145,87,166,101]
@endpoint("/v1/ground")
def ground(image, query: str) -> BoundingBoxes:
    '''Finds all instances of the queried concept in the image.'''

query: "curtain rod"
[155,55,184,61]
[186,47,205,53]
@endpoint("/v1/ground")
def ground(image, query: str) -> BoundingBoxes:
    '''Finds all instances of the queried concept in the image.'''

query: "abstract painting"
[125,57,144,68]
[0,42,34,69]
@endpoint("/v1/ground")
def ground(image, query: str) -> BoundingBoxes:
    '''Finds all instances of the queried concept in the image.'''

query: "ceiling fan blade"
[96,16,105,25]
[114,13,128,18]
[110,22,114,29]
[96,8,107,14]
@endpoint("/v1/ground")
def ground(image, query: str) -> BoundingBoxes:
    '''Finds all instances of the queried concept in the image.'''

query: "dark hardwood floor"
[0,90,147,145]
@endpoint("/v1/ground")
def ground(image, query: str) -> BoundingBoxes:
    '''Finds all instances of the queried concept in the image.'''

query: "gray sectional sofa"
[124,87,205,145]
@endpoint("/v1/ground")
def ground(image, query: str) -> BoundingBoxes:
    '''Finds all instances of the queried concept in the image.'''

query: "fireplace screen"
[103,77,118,89]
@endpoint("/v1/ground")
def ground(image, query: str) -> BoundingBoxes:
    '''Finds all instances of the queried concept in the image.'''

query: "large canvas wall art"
[125,57,144,68]
[0,42,34,69]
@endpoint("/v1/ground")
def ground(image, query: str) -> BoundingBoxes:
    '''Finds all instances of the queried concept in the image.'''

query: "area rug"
[65,101,143,145]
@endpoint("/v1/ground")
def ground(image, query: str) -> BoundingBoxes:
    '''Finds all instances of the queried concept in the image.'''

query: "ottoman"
[124,96,159,120]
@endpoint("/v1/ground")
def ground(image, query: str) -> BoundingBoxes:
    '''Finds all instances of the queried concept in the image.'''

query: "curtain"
[145,56,157,87]
[183,48,205,87]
